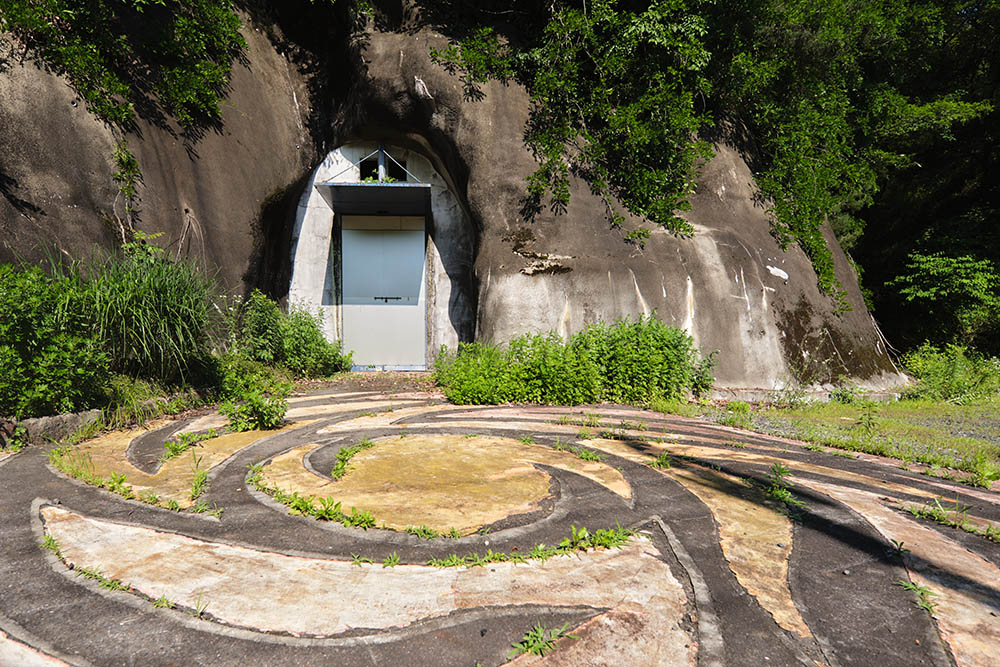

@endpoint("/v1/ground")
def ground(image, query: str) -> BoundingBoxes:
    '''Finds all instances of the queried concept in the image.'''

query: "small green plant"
[351,553,374,567]
[763,462,806,512]
[166,499,181,512]
[191,500,210,514]
[332,438,376,480]
[552,437,569,451]
[802,443,825,452]
[584,412,602,428]
[890,539,910,557]
[1,423,29,452]
[406,525,439,540]
[519,434,536,444]
[189,452,208,501]
[161,429,217,462]
[153,595,175,609]
[508,623,579,658]
[383,552,400,568]
[41,535,61,556]
[447,527,461,539]
[577,428,593,440]
[572,446,604,462]
[855,401,881,439]
[894,579,938,613]
[649,451,673,469]
[191,594,209,618]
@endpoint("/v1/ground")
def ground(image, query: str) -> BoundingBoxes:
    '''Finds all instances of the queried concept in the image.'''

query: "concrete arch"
[288,141,477,367]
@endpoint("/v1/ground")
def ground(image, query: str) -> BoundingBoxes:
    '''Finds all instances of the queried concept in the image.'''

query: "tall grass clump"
[902,343,1000,403]
[63,236,216,382]
[435,316,714,405]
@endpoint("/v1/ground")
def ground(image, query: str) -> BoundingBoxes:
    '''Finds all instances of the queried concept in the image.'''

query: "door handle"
[373,296,403,302]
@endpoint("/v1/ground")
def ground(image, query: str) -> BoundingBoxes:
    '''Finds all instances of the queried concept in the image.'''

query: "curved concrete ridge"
[259,433,631,534]
[56,420,313,509]
[799,480,1000,667]
[3,385,999,665]
[582,437,811,639]
[39,505,695,664]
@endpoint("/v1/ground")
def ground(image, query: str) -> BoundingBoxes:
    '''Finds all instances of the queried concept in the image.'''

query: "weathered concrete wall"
[0,25,317,291]
[0,16,904,389]
[350,29,904,389]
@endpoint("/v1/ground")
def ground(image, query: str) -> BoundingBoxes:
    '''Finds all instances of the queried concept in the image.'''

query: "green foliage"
[902,343,1000,404]
[160,429,216,462]
[435,316,714,406]
[889,253,1000,349]
[431,1,714,238]
[0,265,110,418]
[719,400,752,429]
[220,384,290,431]
[0,0,245,131]
[508,622,579,659]
[279,309,352,377]
[331,438,375,479]
[229,290,352,378]
[62,238,216,382]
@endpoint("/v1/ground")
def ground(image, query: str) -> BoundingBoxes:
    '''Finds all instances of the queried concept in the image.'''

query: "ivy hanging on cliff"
[0,0,246,131]
[420,0,993,306]
[430,0,715,239]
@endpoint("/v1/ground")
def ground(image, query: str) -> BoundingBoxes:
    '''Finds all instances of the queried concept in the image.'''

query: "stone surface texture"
[0,10,902,389]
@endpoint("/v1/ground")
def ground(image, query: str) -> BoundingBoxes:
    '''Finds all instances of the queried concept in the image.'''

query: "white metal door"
[341,218,426,368]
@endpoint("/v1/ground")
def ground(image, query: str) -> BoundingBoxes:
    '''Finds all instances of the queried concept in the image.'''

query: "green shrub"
[231,291,351,378]
[220,387,290,432]
[238,290,283,365]
[435,316,714,405]
[0,265,110,417]
[902,343,1000,403]
[280,308,352,377]
[573,316,704,403]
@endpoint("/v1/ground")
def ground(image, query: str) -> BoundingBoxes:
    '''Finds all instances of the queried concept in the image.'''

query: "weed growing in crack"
[351,554,373,567]
[830,449,856,459]
[189,451,208,501]
[508,622,578,658]
[649,452,673,469]
[383,552,400,568]
[406,525,439,539]
[763,462,806,513]
[426,525,635,569]
[331,438,375,480]
[74,566,129,592]
[519,435,536,445]
[802,443,825,452]
[153,595,175,609]
[190,594,209,618]
[577,428,593,440]
[903,498,1000,543]
[894,579,938,614]
[572,446,604,462]
[41,535,61,556]
[161,429,217,463]
[552,437,569,451]
[166,499,181,512]
[191,500,210,514]
[447,527,461,539]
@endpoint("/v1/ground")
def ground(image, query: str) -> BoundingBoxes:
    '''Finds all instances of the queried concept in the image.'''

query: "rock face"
[0,16,904,389]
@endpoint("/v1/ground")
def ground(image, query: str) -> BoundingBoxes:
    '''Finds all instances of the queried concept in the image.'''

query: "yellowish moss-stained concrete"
[585,438,812,638]
[261,434,630,534]
[41,505,694,665]
[60,421,311,508]
[799,480,1000,667]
